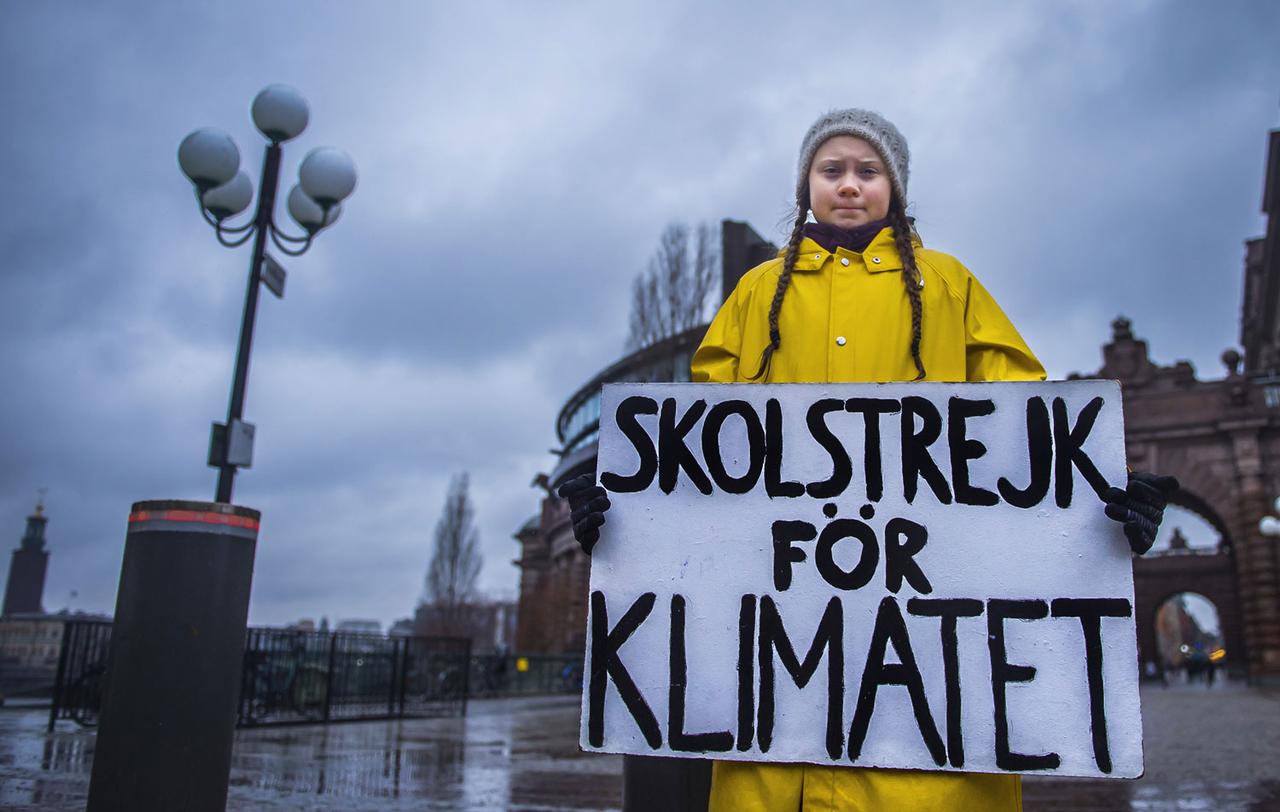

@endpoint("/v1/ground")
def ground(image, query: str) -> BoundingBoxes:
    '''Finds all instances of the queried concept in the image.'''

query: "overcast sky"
[2,1,1277,628]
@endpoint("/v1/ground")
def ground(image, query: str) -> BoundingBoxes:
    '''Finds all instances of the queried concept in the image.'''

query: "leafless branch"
[423,472,483,635]
[626,221,720,350]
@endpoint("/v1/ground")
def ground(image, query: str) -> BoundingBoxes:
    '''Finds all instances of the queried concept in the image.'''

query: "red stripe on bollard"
[128,509,260,531]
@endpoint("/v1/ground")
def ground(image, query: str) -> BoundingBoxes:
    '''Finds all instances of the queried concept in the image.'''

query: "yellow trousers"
[709,762,1022,812]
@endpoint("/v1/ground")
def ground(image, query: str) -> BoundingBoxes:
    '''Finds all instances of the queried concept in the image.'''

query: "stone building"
[415,599,518,654]
[0,613,64,670]
[0,502,111,697]
[1056,124,1280,683]
[1,499,60,694]
[3,498,51,617]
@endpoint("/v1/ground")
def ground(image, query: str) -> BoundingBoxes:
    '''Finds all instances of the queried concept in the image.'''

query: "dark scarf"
[803,218,890,254]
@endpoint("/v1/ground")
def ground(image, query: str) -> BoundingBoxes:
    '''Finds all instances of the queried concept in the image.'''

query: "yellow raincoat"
[691,228,1045,811]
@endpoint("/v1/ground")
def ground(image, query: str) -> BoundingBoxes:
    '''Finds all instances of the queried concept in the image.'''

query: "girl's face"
[808,136,892,228]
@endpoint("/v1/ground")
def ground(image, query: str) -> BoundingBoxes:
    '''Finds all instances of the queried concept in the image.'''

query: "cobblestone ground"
[1021,680,1280,811]
[2,682,1276,811]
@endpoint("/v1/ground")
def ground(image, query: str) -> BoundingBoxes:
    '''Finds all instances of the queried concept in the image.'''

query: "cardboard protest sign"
[580,381,1141,779]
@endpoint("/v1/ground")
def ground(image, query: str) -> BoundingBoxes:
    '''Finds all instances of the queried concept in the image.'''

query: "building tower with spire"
[3,497,51,616]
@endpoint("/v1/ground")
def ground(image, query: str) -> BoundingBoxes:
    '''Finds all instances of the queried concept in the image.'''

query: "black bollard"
[86,500,259,812]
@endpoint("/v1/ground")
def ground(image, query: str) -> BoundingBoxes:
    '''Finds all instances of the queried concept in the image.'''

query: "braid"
[747,192,809,380]
[888,202,926,381]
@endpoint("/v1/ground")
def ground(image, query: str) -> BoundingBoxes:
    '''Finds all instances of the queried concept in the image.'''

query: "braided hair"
[746,189,809,380]
[887,199,926,380]
[747,190,927,382]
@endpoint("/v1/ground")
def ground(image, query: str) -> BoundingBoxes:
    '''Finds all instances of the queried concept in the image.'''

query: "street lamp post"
[177,84,356,504]
[85,86,355,812]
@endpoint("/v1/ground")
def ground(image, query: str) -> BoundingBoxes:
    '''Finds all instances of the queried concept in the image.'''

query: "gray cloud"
[2,0,1278,626]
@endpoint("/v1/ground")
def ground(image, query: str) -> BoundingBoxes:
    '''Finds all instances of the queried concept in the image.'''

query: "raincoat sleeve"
[964,274,1046,382]
[691,290,744,383]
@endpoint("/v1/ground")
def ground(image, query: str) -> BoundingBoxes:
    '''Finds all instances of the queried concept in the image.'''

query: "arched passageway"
[1133,495,1246,678]
[1153,591,1226,684]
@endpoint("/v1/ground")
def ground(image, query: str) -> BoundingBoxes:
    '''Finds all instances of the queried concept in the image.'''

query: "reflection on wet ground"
[1023,778,1280,812]
[224,696,621,810]
[2,684,1277,811]
[1,696,621,812]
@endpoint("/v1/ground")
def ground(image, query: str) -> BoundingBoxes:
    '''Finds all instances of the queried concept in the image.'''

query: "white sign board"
[580,381,1141,779]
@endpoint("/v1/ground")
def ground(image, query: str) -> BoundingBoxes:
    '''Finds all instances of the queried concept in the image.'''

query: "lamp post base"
[86,500,259,812]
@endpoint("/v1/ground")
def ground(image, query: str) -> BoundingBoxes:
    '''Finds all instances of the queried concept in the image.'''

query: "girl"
[562,108,1175,811]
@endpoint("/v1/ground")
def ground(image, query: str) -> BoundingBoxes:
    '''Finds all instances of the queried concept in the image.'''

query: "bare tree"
[423,473,483,635]
[626,221,719,350]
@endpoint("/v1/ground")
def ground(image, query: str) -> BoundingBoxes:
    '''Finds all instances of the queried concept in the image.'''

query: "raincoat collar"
[803,219,889,253]
[788,226,921,273]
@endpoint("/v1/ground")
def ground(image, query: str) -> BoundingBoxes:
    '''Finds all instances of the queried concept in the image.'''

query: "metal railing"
[49,621,472,730]
[238,628,471,726]
[467,653,582,697]
[49,621,584,731]
[48,620,113,729]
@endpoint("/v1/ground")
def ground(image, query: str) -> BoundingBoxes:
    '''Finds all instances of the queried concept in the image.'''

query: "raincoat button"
[836,336,847,346]
[814,254,821,260]
[841,257,850,266]
[872,256,882,264]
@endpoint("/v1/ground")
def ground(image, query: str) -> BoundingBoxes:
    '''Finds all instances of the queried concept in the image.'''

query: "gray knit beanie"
[796,109,910,204]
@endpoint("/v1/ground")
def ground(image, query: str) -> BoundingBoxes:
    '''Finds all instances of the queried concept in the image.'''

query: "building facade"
[1058,125,1280,683]
[0,613,63,670]
[1,502,115,698]
[3,499,50,617]
[415,599,518,654]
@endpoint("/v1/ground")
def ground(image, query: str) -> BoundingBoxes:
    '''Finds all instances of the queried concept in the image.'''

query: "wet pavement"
[2,683,1277,811]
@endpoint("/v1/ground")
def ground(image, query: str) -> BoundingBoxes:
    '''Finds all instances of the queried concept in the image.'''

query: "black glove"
[1103,471,1179,555]
[557,474,611,555]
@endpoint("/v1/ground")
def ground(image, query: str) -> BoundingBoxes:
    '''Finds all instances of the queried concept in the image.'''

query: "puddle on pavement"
[5,696,1278,811]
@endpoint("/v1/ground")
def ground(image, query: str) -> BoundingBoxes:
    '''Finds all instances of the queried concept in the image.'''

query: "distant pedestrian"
[492,655,509,694]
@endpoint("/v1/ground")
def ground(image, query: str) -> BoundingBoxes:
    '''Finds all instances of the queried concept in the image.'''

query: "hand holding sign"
[559,474,611,555]
[1103,472,1179,555]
